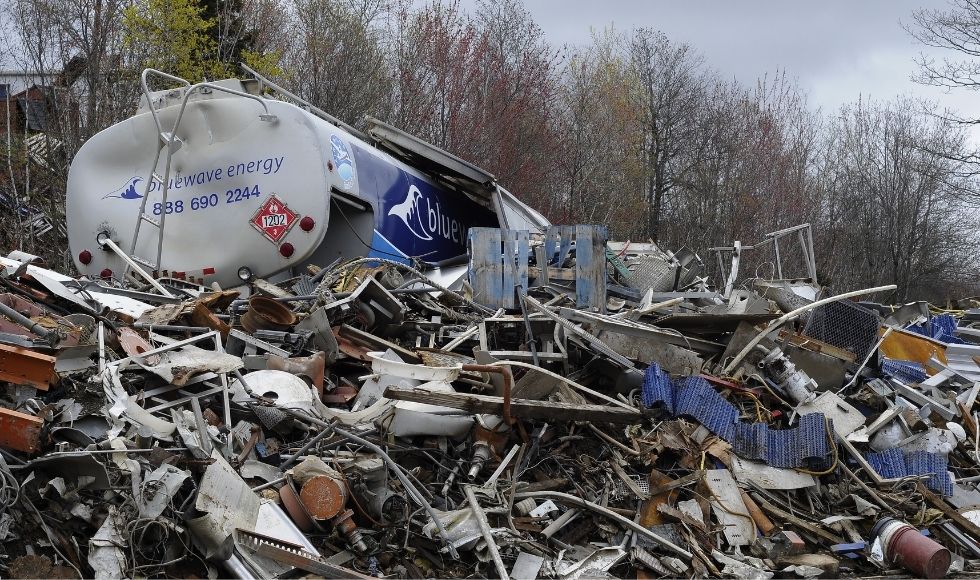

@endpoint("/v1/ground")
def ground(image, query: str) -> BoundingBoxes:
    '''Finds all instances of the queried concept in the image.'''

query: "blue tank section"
[350,143,498,263]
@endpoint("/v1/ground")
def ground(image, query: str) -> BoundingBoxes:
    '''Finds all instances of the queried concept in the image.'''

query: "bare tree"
[554,29,645,233]
[909,1,980,97]
[629,29,705,242]
[906,0,980,185]
[281,0,391,125]
[815,97,976,301]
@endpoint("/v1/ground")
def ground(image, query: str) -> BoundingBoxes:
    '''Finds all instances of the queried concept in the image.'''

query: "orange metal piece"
[0,407,43,453]
[279,481,315,532]
[299,474,348,520]
[880,328,947,375]
[0,343,55,391]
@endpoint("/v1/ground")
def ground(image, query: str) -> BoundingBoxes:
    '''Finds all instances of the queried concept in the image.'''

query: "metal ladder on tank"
[98,68,277,296]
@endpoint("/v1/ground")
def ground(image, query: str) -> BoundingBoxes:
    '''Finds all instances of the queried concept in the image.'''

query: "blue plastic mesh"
[881,359,928,384]
[641,365,832,470]
[866,448,906,479]
[907,450,954,496]
[906,313,964,345]
[674,376,739,442]
[799,413,831,466]
[766,427,797,468]
[641,363,675,411]
[733,421,768,461]
[865,449,952,495]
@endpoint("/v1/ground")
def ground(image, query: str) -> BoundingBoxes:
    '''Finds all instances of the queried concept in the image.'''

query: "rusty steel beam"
[0,343,55,391]
[0,407,43,453]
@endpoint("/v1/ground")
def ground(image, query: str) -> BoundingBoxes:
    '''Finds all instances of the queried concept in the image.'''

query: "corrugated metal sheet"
[944,344,980,382]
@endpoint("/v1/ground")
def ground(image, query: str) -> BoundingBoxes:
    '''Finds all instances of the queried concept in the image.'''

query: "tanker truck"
[66,67,548,290]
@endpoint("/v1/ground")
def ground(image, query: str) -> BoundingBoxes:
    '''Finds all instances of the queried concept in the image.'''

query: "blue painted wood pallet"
[538,225,608,312]
[469,225,608,311]
[467,227,529,309]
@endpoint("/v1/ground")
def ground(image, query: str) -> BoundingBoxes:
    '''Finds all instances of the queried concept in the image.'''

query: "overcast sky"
[502,0,979,127]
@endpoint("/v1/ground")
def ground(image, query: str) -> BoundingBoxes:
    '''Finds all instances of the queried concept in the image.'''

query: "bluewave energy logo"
[387,184,465,246]
[102,176,143,200]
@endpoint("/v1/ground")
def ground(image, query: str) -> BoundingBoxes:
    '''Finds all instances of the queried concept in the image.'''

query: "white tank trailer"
[67,69,547,289]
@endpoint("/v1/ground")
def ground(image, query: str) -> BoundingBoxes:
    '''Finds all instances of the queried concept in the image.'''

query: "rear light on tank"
[99,268,112,279]
[78,250,92,265]
[300,216,315,231]
[279,243,294,258]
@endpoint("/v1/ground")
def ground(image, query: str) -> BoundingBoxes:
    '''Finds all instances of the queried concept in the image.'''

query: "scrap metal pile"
[0,224,980,579]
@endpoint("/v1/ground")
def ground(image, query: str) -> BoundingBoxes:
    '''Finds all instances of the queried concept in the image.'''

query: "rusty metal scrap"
[0,230,977,578]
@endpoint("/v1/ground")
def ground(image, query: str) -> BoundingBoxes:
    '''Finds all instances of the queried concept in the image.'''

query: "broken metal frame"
[723,284,897,374]
[525,295,634,368]
[478,311,563,364]
[106,329,234,427]
[709,223,819,300]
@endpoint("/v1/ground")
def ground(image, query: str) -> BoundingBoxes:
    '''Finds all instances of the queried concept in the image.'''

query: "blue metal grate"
[641,363,675,411]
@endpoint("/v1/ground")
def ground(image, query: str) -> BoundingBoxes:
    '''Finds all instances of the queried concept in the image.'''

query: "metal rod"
[837,326,894,394]
[41,448,189,456]
[440,324,482,352]
[464,485,509,579]
[517,287,540,367]
[514,490,693,559]
[462,364,514,425]
[97,321,106,373]
[228,288,440,312]
[97,233,174,297]
[125,145,163,280]
[487,360,634,411]
[0,301,57,343]
[240,63,365,139]
[484,444,520,487]
[278,425,335,470]
[133,323,211,333]
[251,476,286,492]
